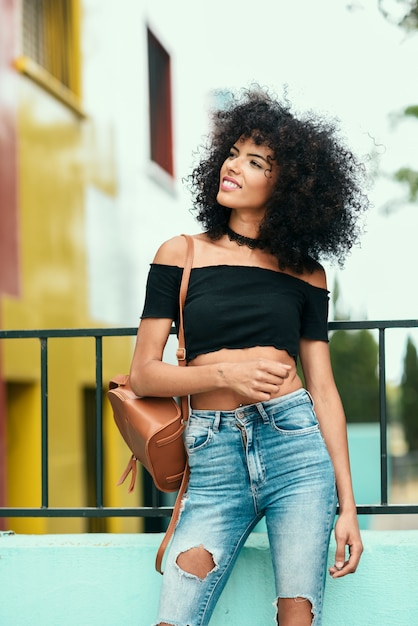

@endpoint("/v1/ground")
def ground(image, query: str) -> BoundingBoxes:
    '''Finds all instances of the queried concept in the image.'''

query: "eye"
[228,151,237,159]
[250,160,262,168]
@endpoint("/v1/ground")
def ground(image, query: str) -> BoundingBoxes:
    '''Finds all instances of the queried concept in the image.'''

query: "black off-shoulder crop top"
[141,264,329,363]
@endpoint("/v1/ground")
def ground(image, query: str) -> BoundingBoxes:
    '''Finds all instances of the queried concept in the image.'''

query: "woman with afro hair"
[130,86,367,626]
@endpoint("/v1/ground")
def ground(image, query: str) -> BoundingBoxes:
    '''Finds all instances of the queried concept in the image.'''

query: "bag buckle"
[176,347,186,361]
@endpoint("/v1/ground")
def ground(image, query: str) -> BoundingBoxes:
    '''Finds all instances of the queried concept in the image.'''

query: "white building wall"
[81,0,200,327]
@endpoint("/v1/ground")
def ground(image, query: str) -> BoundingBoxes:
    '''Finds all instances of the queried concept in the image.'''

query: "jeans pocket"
[184,415,213,453]
[271,401,320,435]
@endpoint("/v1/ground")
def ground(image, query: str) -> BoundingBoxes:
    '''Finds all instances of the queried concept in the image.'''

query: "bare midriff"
[189,346,304,411]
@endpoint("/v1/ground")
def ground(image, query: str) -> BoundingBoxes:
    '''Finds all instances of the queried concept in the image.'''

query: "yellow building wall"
[1,67,143,534]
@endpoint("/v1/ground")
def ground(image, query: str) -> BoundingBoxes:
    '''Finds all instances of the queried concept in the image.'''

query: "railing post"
[40,337,48,508]
[378,327,388,505]
[95,336,104,508]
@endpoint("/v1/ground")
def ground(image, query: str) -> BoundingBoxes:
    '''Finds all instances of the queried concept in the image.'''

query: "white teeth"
[223,180,239,189]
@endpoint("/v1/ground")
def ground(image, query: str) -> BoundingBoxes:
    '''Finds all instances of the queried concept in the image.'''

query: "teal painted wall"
[348,423,382,530]
[1,531,417,625]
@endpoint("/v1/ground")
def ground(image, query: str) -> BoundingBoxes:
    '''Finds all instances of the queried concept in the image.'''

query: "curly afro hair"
[188,86,370,273]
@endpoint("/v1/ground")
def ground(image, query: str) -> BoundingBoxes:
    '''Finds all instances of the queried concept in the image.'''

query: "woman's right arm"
[129,235,228,397]
[129,316,226,397]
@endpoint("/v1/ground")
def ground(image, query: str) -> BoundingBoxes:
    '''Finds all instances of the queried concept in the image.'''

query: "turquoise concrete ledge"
[1,530,417,625]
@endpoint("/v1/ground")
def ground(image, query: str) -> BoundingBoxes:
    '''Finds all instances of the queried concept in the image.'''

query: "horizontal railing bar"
[328,319,418,330]
[2,503,418,520]
[0,328,139,339]
[0,319,417,340]
[356,505,418,515]
[2,505,418,517]
[0,507,176,517]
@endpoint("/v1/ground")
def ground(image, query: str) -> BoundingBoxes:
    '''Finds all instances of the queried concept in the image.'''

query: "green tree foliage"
[402,2,418,29]
[394,167,418,202]
[378,2,418,210]
[330,329,380,423]
[392,105,418,205]
[329,277,380,423]
[400,336,418,450]
[380,103,418,213]
[378,0,418,31]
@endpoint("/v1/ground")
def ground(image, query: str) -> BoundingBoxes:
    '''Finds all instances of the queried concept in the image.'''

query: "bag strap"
[155,463,190,574]
[177,233,194,423]
[156,233,194,574]
[176,234,194,364]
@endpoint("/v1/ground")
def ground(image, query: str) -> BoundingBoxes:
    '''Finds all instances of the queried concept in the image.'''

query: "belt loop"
[256,403,269,424]
[213,411,221,433]
[305,389,315,408]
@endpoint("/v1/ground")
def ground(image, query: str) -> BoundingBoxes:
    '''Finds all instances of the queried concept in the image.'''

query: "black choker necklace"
[225,225,264,250]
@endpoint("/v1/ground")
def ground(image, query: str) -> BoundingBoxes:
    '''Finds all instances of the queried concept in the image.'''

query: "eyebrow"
[231,144,271,164]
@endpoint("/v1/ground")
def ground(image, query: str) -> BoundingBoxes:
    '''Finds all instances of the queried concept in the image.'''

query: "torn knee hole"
[176,544,216,579]
[276,597,314,624]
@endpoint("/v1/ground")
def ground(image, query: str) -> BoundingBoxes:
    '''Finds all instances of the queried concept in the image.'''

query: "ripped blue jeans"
[154,389,337,626]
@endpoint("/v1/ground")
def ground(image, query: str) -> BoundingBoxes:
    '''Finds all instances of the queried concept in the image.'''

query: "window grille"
[17,0,83,114]
[22,0,45,68]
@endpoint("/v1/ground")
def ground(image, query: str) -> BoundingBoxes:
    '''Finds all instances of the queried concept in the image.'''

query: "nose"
[227,156,241,174]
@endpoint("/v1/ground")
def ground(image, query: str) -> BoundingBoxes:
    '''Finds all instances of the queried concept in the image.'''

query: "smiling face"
[216,135,278,218]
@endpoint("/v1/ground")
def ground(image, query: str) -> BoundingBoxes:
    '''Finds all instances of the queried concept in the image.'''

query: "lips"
[221,176,241,191]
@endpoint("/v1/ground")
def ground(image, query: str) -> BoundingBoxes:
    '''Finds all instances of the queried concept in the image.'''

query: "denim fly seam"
[155,388,337,626]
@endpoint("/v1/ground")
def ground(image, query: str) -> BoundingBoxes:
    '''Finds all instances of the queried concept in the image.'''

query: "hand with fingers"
[329,510,363,579]
[220,358,292,401]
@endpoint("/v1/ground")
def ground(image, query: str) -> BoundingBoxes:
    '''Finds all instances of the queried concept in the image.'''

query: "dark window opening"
[147,28,174,177]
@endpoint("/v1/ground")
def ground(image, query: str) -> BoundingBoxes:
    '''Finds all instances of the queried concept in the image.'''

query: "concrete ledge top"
[1,528,418,548]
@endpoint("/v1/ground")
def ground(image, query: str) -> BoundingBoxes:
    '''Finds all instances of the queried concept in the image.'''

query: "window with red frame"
[147,28,174,177]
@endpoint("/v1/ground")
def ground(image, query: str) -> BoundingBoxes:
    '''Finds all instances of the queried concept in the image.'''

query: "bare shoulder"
[153,234,193,266]
[303,261,327,290]
[288,260,327,289]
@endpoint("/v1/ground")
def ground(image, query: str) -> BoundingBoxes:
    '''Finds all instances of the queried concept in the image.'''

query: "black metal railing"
[1,319,418,521]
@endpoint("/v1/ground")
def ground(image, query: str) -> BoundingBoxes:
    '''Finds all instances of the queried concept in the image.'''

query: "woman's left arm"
[299,337,364,579]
